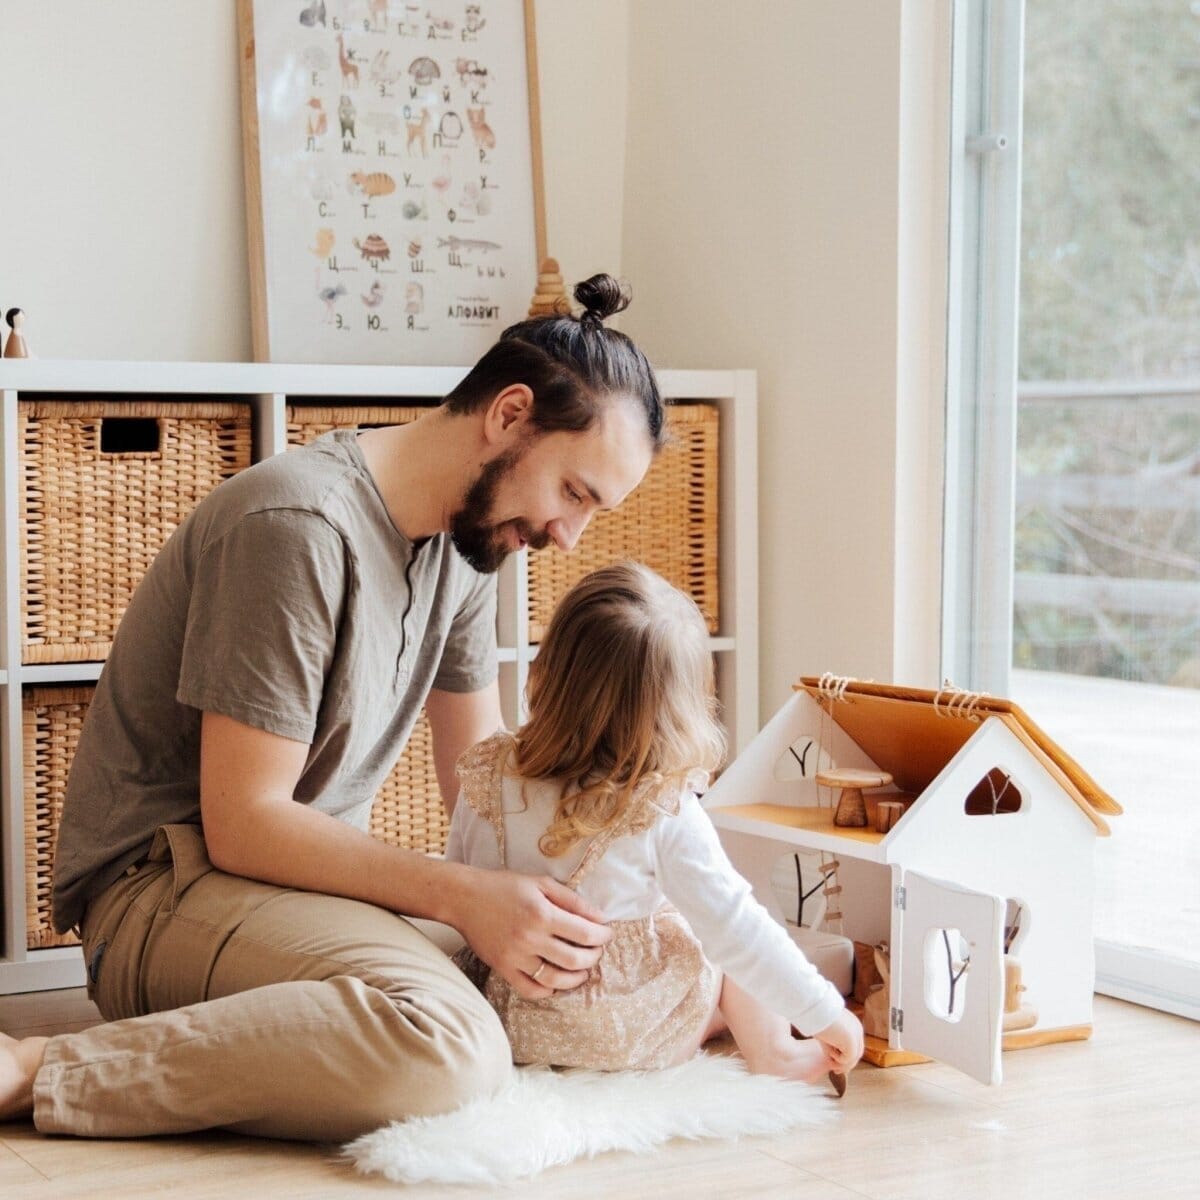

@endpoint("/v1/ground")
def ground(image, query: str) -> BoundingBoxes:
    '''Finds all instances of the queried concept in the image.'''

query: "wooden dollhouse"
[703,675,1122,1085]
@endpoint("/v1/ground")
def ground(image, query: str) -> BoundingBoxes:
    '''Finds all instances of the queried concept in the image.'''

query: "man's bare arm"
[424,682,504,813]
[198,710,610,998]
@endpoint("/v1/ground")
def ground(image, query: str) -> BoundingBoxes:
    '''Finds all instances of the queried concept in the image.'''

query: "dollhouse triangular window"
[772,735,832,782]
[964,767,1024,816]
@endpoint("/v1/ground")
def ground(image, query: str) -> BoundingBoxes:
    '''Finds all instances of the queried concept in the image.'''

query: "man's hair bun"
[574,274,631,326]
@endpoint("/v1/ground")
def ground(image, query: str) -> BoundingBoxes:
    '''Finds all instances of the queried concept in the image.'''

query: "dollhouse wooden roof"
[796,677,1121,834]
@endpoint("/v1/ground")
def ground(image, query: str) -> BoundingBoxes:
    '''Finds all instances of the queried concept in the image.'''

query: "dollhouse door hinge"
[894,885,907,910]
[891,1006,904,1033]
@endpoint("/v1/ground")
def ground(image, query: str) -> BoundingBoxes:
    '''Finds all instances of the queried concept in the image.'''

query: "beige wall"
[1,0,948,717]
[534,1,630,291]
[0,1,251,361]
[0,0,628,361]
[620,0,949,712]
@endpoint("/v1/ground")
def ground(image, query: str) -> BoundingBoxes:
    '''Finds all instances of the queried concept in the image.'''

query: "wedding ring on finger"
[530,960,548,983]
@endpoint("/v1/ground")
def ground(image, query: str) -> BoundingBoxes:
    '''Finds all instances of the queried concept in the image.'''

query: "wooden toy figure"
[4,308,30,358]
[527,258,572,318]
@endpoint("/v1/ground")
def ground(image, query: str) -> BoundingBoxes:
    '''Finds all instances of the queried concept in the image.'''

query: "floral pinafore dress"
[453,734,721,1071]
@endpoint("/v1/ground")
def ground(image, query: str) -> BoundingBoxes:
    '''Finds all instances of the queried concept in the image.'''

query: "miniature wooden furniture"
[874,800,904,834]
[818,766,893,827]
[703,675,1121,1085]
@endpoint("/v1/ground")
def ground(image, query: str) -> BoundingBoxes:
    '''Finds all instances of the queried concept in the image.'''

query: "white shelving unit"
[0,360,757,995]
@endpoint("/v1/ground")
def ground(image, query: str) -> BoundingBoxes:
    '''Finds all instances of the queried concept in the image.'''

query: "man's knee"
[224,983,513,1142]
[359,980,513,1125]
[429,1005,512,1113]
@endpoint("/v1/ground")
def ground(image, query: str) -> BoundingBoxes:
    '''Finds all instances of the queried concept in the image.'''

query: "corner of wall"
[893,0,954,688]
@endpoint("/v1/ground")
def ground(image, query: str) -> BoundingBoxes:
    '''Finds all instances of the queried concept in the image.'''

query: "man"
[0,275,665,1140]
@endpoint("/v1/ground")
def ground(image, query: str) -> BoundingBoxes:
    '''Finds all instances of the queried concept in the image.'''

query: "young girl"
[445,562,863,1085]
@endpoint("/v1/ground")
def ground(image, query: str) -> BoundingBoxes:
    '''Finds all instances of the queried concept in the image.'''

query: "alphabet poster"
[239,0,543,365]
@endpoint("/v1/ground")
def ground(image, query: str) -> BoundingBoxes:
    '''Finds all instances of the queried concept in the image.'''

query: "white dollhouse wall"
[705,686,1105,1082]
[704,690,896,949]
[886,716,1100,1033]
[769,852,895,949]
[707,690,876,811]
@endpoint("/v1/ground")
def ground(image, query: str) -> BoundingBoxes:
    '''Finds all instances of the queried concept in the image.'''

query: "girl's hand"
[451,867,612,1000]
[813,1009,864,1071]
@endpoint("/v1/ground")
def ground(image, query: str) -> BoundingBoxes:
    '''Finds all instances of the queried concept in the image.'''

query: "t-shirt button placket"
[396,601,419,688]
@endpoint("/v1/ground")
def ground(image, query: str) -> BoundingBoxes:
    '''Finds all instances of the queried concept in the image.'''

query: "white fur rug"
[342,1053,835,1186]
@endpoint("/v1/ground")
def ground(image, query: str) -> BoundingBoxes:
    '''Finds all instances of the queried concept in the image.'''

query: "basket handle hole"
[100,418,161,454]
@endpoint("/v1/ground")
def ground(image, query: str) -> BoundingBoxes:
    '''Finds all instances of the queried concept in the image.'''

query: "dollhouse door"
[892,868,1006,1085]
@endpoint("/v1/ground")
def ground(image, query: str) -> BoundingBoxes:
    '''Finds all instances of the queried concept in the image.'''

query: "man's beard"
[450,447,550,573]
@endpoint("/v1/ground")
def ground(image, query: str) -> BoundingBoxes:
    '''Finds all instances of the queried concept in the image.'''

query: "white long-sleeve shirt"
[445,767,845,1037]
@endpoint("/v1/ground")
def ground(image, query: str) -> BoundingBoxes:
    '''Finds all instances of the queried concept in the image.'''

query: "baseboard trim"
[1094,940,1200,1022]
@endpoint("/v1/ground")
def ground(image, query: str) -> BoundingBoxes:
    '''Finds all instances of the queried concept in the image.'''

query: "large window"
[945,0,1199,1017]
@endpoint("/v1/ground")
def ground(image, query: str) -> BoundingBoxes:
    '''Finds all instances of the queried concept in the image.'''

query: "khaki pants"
[33,824,512,1141]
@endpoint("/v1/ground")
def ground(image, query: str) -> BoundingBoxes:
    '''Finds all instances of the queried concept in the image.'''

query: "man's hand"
[451,868,612,1000]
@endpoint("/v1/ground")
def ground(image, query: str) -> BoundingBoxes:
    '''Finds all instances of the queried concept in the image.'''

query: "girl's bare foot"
[0,1033,49,1122]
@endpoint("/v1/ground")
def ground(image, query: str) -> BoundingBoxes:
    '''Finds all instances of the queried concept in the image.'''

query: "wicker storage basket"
[528,402,719,640]
[286,403,435,446]
[23,686,93,949]
[21,685,443,952]
[19,400,253,663]
[369,709,448,853]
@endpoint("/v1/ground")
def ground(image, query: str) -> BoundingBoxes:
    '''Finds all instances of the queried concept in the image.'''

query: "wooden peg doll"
[3,308,30,358]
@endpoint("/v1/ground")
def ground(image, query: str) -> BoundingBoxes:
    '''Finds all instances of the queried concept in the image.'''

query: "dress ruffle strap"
[454,731,515,863]
[565,774,690,887]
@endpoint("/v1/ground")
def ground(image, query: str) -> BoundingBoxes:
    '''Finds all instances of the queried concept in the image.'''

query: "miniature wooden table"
[816,766,894,827]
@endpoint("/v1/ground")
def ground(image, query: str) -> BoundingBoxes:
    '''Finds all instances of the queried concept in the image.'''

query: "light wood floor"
[1,989,1196,1198]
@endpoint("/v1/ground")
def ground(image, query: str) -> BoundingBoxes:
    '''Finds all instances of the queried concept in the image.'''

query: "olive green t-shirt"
[52,430,497,933]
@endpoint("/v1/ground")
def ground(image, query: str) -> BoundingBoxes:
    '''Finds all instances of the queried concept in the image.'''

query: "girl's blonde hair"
[515,561,726,856]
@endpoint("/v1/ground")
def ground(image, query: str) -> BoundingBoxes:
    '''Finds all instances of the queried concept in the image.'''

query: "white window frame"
[941,0,1199,1018]
[941,0,1024,696]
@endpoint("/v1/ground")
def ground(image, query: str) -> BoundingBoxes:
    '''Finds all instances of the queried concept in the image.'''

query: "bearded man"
[1,275,664,1141]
